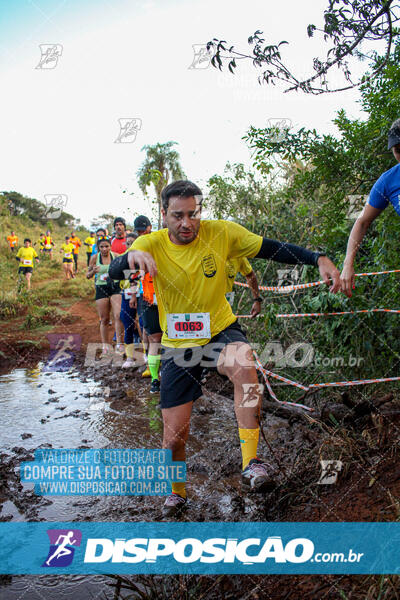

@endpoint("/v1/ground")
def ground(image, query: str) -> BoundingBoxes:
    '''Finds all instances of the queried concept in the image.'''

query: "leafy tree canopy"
[208,0,400,94]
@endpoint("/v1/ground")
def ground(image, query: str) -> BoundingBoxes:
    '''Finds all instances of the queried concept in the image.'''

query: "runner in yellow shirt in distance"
[60,236,76,280]
[84,232,96,266]
[43,230,55,259]
[69,231,82,272]
[34,233,46,253]
[109,179,341,517]
[16,239,39,291]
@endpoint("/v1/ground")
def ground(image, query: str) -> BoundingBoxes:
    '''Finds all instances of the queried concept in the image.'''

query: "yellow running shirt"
[16,247,38,267]
[225,257,252,293]
[61,242,74,259]
[130,220,263,347]
[84,236,95,253]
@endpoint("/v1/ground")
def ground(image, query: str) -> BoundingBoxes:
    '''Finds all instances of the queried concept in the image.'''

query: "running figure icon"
[45,531,77,566]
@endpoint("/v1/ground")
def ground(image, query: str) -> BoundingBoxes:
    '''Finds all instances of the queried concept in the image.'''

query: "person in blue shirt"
[91,228,106,257]
[341,119,400,297]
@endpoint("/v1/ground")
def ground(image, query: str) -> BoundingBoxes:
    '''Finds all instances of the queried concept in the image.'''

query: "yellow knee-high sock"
[125,343,134,358]
[239,427,260,470]
[171,481,186,498]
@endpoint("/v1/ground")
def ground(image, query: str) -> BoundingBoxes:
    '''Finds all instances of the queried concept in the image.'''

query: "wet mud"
[1,312,399,598]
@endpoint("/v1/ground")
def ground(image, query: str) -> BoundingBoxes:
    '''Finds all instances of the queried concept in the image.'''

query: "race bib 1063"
[167,312,211,339]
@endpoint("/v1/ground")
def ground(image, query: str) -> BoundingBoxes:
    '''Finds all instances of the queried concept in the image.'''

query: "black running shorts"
[142,300,162,335]
[95,282,121,300]
[160,320,249,409]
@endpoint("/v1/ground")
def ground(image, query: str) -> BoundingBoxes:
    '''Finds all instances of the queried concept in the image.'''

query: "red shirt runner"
[111,237,127,254]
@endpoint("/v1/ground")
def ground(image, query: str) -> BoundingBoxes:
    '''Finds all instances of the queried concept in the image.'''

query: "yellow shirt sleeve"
[238,257,253,277]
[16,248,22,258]
[225,221,263,259]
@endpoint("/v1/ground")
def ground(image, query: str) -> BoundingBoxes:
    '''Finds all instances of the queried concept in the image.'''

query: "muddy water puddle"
[0,362,248,598]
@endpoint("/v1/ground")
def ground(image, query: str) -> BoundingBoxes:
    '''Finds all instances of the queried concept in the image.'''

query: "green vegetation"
[0,211,94,330]
[209,0,398,95]
[137,141,185,229]
[1,191,76,228]
[207,42,400,401]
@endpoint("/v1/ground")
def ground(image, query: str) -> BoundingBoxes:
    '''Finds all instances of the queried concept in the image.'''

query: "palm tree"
[137,142,185,229]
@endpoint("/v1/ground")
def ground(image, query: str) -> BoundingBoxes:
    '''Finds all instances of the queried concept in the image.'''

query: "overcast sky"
[0,0,367,227]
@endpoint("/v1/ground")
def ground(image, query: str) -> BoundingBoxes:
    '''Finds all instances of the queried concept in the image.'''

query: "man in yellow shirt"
[84,232,96,266]
[69,231,82,272]
[16,239,39,290]
[60,236,76,280]
[6,231,18,252]
[110,180,341,516]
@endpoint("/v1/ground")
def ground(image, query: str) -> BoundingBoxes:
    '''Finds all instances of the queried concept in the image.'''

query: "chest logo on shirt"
[226,263,235,279]
[201,254,217,278]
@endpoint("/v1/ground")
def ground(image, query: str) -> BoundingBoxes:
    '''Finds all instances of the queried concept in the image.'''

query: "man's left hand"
[251,300,261,318]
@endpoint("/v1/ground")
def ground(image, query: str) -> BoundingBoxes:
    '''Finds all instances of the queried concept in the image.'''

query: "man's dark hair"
[24,238,31,243]
[113,217,126,228]
[96,228,106,235]
[161,180,203,212]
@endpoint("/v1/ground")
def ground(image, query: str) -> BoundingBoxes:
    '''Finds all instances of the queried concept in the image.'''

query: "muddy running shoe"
[122,357,135,368]
[141,367,151,378]
[162,493,187,517]
[150,379,160,394]
[241,458,276,492]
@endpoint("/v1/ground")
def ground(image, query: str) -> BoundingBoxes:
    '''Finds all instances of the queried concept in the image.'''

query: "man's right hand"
[340,263,355,298]
[128,250,157,277]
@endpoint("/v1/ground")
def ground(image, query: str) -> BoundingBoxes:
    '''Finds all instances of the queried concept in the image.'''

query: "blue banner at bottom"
[0,522,399,574]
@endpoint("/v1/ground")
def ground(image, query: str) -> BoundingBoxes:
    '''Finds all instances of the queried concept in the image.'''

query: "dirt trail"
[1,291,400,599]
[0,294,100,371]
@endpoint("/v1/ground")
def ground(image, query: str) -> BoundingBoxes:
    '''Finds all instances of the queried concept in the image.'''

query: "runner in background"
[225,258,262,317]
[69,231,82,272]
[111,217,127,255]
[91,228,107,257]
[16,239,39,291]
[34,233,46,253]
[60,235,75,280]
[133,215,156,382]
[84,231,96,266]
[43,230,55,259]
[141,266,162,393]
[6,231,18,252]
[120,231,141,368]
[87,236,124,354]
[341,119,400,297]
